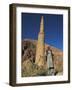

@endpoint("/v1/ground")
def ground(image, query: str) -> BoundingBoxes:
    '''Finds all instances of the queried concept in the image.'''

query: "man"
[46,47,55,75]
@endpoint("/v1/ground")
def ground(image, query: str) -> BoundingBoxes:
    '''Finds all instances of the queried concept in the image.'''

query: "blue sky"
[22,13,63,51]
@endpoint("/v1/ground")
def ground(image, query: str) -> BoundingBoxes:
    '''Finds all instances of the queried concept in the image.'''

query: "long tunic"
[47,50,53,68]
[47,50,54,75]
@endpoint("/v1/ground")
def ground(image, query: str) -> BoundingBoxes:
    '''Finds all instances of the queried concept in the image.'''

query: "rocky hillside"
[22,39,63,77]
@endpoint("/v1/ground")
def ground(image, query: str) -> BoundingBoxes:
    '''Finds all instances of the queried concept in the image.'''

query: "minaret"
[35,16,45,66]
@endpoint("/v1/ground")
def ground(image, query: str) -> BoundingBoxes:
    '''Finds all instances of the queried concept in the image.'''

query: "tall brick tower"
[35,16,45,66]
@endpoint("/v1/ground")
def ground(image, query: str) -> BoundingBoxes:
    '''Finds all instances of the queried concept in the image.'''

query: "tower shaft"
[35,16,45,66]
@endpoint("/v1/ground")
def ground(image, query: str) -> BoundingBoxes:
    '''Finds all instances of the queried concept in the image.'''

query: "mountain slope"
[22,39,63,76]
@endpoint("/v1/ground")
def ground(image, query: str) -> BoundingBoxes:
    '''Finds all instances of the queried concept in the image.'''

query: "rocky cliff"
[22,39,63,77]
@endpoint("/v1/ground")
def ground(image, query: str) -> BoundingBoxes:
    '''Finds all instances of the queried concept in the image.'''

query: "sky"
[22,13,63,51]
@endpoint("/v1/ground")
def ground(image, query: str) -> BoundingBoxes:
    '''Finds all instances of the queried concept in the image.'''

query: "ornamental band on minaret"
[35,16,45,66]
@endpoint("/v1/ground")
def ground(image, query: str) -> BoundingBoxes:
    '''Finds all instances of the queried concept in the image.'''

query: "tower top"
[40,16,44,33]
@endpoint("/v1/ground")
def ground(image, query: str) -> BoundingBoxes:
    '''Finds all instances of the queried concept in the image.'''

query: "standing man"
[46,47,55,75]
